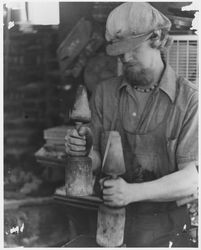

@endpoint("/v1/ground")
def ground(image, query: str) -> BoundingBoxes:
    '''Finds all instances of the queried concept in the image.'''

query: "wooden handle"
[75,122,83,130]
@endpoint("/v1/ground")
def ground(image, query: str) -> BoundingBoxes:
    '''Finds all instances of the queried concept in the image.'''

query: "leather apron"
[100,86,191,247]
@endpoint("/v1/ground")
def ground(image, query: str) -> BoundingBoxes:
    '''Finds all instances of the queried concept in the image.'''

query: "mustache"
[123,62,139,70]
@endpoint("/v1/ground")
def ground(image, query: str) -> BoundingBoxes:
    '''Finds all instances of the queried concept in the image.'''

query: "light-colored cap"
[106,2,171,56]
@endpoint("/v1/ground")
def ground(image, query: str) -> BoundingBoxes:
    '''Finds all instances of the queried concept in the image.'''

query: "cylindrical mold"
[96,204,125,247]
[65,156,93,196]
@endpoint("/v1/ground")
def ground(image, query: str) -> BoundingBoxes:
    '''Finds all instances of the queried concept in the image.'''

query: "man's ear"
[149,29,172,50]
[151,30,162,41]
[149,30,162,48]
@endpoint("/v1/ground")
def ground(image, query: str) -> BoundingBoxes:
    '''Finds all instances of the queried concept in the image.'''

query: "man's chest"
[116,89,170,134]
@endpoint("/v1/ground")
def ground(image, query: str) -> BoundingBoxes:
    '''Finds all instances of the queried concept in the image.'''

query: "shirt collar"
[159,64,177,103]
[119,64,177,103]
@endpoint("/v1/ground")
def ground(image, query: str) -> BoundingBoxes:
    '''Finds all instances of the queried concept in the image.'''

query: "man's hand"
[100,177,131,207]
[64,126,93,156]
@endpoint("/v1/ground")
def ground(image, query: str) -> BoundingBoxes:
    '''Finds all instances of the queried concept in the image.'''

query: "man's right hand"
[64,126,93,156]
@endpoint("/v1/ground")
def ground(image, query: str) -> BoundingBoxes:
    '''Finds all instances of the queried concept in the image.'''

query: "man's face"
[119,41,155,87]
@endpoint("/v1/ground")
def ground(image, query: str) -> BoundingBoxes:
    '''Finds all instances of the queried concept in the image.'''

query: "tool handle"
[75,122,83,131]
[110,174,118,179]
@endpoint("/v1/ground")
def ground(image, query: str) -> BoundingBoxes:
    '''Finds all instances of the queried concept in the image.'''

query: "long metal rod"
[101,132,112,172]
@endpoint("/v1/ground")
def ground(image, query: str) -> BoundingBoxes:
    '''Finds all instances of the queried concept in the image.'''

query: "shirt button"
[132,112,137,117]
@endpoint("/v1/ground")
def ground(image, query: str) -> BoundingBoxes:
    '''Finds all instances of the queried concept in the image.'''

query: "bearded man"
[65,2,198,247]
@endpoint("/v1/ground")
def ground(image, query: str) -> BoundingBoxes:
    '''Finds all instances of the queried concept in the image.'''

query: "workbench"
[35,152,103,246]
[54,193,102,247]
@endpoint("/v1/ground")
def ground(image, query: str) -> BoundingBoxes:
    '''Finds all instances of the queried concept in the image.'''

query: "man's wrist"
[127,182,148,204]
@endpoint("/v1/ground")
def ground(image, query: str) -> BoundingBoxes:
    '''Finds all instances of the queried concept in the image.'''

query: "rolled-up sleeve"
[90,84,104,152]
[176,92,198,165]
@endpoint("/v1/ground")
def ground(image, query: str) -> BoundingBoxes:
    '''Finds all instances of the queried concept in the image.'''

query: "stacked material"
[44,126,68,151]
[35,126,72,164]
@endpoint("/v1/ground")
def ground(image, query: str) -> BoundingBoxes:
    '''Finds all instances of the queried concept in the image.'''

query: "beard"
[123,62,154,87]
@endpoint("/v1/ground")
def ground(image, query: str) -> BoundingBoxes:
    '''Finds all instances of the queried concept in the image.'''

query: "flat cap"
[106,2,171,56]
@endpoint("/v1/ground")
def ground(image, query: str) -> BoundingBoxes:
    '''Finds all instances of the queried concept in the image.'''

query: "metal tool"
[65,85,93,196]
[96,131,126,247]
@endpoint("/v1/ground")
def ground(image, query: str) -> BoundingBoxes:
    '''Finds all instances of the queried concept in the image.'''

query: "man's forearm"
[127,163,198,203]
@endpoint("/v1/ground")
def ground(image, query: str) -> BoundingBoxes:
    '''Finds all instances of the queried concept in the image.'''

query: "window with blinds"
[167,35,198,84]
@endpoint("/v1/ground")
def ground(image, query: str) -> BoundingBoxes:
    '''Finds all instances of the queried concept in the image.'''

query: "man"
[65,2,198,247]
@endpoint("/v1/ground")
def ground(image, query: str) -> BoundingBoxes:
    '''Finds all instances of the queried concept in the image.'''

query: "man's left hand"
[101,177,131,207]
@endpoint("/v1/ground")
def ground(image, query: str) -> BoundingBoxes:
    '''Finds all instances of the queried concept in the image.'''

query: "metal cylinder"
[96,204,125,247]
[65,156,93,196]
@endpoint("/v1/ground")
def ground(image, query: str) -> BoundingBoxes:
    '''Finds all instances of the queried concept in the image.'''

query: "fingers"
[64,140,87,156]
[102,194,120,207]
[99,177,109,190]
[65,128,88,156]
[99,178,127,207]
[64,126,93,157]
[99,178,115,201]
[77,126,93,155]
[102,178,117,188]
[68,144,86,151]
[102,190,114,204]
[103,188,114,196]
[68,128,86,140]
[65,136,86,146]
[104,201,115,207]
[78,126,88,136]
[66,150,87,157]
[99,178,117,194]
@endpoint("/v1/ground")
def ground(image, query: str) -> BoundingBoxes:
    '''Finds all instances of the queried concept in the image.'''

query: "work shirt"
[90,64,198,182]
[90,63,198,247]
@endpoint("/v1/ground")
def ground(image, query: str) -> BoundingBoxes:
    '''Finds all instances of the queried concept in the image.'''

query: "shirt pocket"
[166,138,178,172]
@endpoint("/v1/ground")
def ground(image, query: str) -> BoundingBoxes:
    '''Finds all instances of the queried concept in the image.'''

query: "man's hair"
[149,29,173,51]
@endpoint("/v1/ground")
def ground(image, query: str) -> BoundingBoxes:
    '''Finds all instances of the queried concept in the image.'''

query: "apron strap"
[110,89,121,131]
